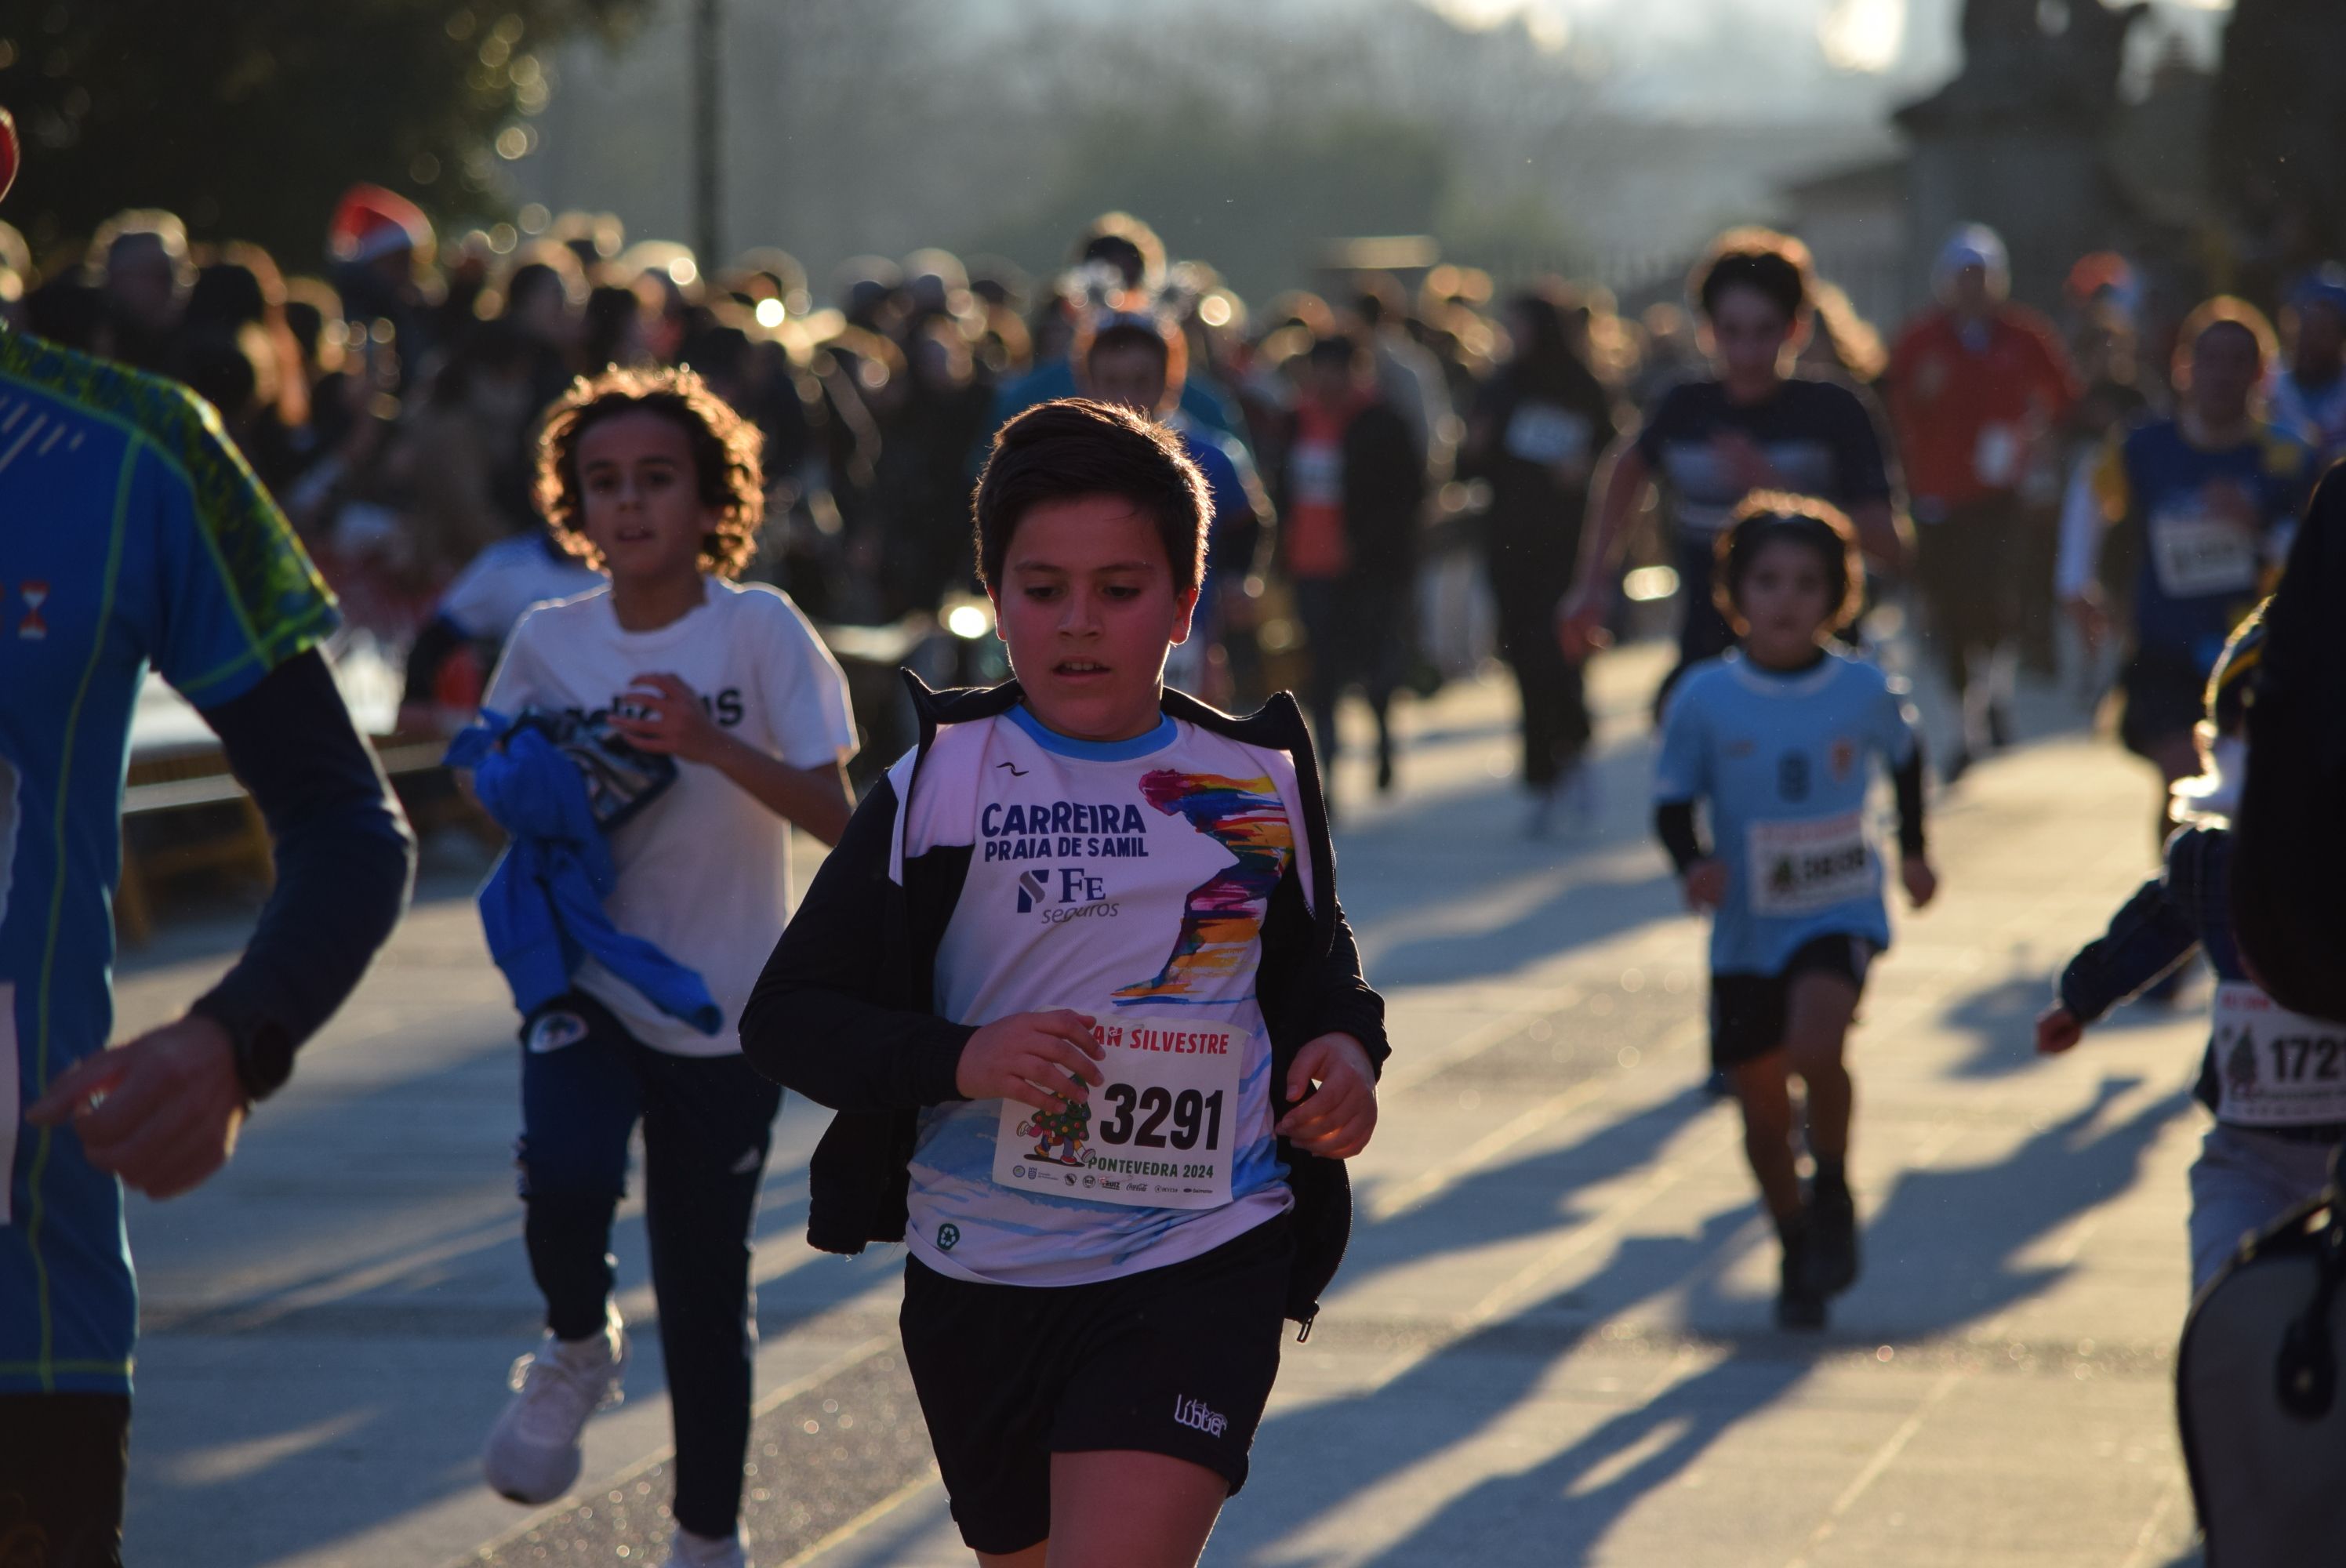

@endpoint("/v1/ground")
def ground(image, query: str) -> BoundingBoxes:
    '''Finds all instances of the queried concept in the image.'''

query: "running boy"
[471,367,857,1568]
[741,397,1386,1566]
[2035,608,2339,1294]
[1653,493,1935,1328]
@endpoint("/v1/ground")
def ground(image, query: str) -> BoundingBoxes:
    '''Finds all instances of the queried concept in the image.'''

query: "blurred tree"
[2210,0,2346,303]
[0,0,642,265]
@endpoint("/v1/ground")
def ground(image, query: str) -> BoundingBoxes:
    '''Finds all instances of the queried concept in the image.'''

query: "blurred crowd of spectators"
[11,187,2346,800]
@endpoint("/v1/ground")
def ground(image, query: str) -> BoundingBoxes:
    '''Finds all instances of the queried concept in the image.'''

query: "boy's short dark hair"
[1692,228,1812,324]
[535,365,764,577]
[1084,318,1173,374]
[971,398,1210,597]
[1074,212,1164,290]
[1713,491,1865,633]
[1306,332,1367,376]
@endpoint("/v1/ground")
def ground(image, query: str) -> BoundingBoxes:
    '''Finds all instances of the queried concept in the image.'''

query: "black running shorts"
[2118,644,2210,760]
[1710,933,1876,1069]
[899,1211,1294,1555]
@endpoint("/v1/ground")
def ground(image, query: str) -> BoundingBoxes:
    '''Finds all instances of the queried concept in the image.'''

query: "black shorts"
[2118,645,2208,760]
[899,1212,1294,1555]
[1710,934,1875,1070]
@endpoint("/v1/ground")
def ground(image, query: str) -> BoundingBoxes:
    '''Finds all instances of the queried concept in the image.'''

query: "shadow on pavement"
[1219,1073,2194,1563]
[1219,1088,1727,1557]
[1941,964,2207,1082]
[1337,735,1685,994]
[122,1032,895,1568]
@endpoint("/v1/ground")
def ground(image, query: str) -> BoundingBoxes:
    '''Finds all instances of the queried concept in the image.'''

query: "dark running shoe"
[1808,1181,1860,1297]
[1777,1225,1828,1330]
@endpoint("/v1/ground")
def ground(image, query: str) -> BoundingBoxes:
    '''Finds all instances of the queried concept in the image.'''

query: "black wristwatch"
[189,993,296,1102]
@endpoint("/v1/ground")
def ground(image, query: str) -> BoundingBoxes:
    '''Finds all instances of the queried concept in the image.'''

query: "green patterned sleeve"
[143,384,340,708]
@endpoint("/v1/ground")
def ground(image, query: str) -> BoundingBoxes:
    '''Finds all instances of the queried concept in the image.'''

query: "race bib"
[1747,811,1872,917]
[1974,423,2022,488]
[1503,404,1592,467]
[1290,441,1343,509]
[993,1014,1247,1210]
[2149,506,2261,600]
[2210,983,2346,1127]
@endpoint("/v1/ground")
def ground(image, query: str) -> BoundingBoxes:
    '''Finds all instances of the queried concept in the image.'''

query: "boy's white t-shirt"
[483,577,858,1056]
[896,704,1316,1287]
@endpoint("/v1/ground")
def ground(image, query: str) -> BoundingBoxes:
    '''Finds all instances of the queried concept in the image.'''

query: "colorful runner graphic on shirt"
[1113,771,1291,1004]
[1017,1097,1092,1167]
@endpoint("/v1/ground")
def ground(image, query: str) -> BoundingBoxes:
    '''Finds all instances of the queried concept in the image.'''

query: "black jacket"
[739,673,1390,1330]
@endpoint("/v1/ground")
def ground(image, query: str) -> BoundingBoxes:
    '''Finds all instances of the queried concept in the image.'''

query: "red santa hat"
[328,183,433,265]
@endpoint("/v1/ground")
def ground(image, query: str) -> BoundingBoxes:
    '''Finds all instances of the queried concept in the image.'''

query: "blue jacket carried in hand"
[448,710,723,1034]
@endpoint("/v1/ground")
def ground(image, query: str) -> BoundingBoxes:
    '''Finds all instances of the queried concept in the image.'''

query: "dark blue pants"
[516,993,782,1538]
[0,1393,128,1566]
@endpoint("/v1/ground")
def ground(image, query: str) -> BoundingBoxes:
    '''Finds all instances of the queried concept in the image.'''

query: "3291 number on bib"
[993,1013,1246,1210]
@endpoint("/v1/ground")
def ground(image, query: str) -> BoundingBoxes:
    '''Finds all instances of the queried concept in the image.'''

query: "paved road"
[114,642,2210,1566]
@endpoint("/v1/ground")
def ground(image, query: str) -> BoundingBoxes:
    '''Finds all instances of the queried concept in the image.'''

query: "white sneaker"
[670,1526,750,1567]
[482,1308,628,1504]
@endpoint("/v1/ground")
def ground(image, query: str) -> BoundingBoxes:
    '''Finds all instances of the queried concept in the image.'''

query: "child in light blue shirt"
[1654,492,1937,1328]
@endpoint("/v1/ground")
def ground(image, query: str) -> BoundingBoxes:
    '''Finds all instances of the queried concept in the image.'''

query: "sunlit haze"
[1412,0,2229,114]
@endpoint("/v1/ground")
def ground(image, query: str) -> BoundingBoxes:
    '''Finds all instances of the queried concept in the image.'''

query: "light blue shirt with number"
[1654,650,1917,977]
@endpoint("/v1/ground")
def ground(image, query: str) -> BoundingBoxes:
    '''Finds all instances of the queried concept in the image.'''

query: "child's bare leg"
[1730,1056,1802,1223]
[1785,971,1861,1167]
[1041,1450,1226,1568]
[978,1547,1047,1568]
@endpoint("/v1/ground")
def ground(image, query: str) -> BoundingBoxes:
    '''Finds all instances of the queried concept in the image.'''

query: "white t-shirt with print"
[897,704,1315,1287]
[484,577,857,1056]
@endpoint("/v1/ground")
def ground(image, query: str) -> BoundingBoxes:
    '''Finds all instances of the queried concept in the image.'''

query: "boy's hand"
[27,1015,247,1200]
[957,1010,1105,1112]
[1682,858,1728,912]
[1275,1033,1378,1158]
[2036,1005,2083,1055]
[612,673,728,765]
[1901,854,1939,909]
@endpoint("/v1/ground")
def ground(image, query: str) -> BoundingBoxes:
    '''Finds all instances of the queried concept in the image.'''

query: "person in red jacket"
[1887,226,2079,779]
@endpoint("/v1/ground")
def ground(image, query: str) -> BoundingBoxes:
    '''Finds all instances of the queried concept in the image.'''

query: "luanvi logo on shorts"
[936,1223,961,1251]
[526,1010,589,1054]
[1172,1394,1228,1438]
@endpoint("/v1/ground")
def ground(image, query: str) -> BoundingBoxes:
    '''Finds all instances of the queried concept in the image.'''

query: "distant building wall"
[1779,160,1912,332]
[1901,127,2114,315]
